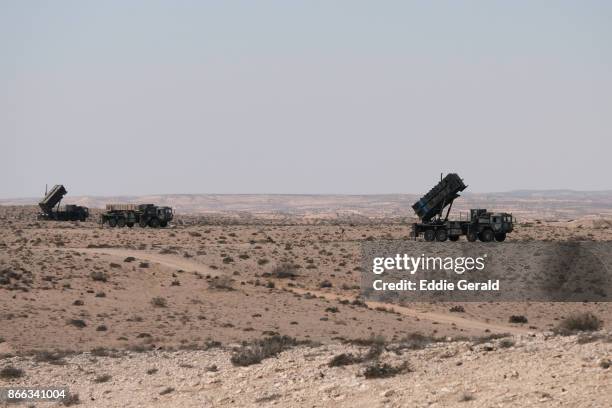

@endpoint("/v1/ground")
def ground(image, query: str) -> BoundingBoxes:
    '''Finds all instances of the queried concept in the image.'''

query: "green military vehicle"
[38,185,89,221]
[100,204,173,228]
[411,174,514,242]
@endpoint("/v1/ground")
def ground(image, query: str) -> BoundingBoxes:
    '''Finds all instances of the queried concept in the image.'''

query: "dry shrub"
[555,312,602,335]
[208,276,234,291]
[231,335,308,367]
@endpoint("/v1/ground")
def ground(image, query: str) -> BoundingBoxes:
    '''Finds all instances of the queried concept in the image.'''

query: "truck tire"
[117,218,126,228]
[424,229,436,242]
[479,229,494,242]
[149,218,160,228]
[160,220,168,228]
[495,232,506,242]
[467,231,477,242]
[108,218,117,228]
[126,222,134,228]
[449,236,459,242]
[435,229,448,242]
[139,218,147,228]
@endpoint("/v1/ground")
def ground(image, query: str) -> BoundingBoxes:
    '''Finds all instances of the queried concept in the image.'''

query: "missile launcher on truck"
[411,174,514,242]
[38,185,89,221]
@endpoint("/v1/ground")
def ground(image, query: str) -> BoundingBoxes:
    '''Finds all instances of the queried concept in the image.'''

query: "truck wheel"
[479,229,494,242]
[139,218,148,228]
[117,218,126,228]
[495,232,506,242]
[160,220,168,228]
[467,231,477,242]
[149,218,160,228]
[108,218,117,228]
[449,236,459,242]
[424,230,436,242]
[126,222,134,228]
[435,229,448,242]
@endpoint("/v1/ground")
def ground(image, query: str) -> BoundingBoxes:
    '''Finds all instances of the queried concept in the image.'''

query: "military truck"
[38,185,89,221]
[411,174,514,242]
[100,204,173,228]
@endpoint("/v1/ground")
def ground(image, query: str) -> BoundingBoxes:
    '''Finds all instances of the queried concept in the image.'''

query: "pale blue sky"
[1,1,611,197]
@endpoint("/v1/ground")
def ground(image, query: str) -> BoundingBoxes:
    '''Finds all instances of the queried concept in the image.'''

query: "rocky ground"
[1,331,610,407]
[0,205,610,406]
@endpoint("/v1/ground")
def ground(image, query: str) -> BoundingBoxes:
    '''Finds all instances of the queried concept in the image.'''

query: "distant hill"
[2,190,612,220]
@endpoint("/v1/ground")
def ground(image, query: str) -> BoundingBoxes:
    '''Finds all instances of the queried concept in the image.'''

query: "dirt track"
[56,247,531,336]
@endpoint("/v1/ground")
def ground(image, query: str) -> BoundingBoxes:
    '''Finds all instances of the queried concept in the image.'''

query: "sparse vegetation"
[459,391,475,402]
[208,275,234,290]
[0,365,24,379]
[509,315,528,324]
[61,393,80,406]
[159,387,175,395]
[271,263,299,279]
[94,374,112,383]
[231,335,308,367]
[555,312,602,335]
[151,296,168,308]
[362,361,411,379]
[68,319,87,328]
[90,271,108,282]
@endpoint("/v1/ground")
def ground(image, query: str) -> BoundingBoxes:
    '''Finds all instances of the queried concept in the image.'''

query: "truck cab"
[466,209,514,242]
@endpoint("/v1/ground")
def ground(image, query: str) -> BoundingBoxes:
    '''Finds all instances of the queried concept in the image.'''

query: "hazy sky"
[1,1,611,198]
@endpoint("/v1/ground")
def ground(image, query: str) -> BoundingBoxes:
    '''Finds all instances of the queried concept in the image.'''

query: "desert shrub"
[151,297,168,308]
[208,276,234,290]
[61,393,80,406]
[471,333,511,345]
[159,387,174,395]
[325,307,339,313]
[139,262,149,268]
[349,334,386,348]
[498,338,515,348]
[449,305,465,313]
[90,271,108,282]
[34,350,72,365]
[124,257,136,263]
[222,256,234,264]
[0,365,24,379]
[362,361,411,379]
[94,374,112,383]
[396,333,439,350]
[271,263,299,279]
[230,335,307,367]
[319,280,332,288]
[68,319,87,328]
[257,258,269,265]
[459,391,475,402]
[329,353,359,367]
[509,315,528,324]
[555,312,602,335]
[91,347,110,357]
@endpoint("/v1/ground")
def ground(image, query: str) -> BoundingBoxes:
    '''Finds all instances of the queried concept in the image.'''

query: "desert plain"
[0,193,610,407]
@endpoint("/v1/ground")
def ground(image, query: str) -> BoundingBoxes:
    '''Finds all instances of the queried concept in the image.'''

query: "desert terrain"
[0,198,610,407]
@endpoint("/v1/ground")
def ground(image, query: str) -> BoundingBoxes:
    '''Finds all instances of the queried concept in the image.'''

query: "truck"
[100,204,173,228]
[411,173,514,242]
[38,185,89,221]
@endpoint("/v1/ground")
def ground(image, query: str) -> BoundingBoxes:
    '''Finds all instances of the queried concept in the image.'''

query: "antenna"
[45,184,48,195]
